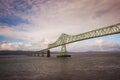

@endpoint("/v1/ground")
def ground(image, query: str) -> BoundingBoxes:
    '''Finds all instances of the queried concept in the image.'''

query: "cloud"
[0,0,120,51]
[68,39,120,52]
[0,41,23,50]
[0,41,48,51]
[0,0,33,17]
[93,0,120,18]
[0,25,28,40]
[89,39,120,51]
[1,39,119,52]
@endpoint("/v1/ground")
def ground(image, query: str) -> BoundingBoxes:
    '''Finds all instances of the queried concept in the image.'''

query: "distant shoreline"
[0,50,120,55]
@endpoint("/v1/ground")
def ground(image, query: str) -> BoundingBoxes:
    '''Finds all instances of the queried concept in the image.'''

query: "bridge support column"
[57,44,71,57]
[61,44,67,55]
[41,52,44,57]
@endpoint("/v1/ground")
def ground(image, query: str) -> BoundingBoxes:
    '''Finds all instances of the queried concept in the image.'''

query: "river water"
[0,53,120,80]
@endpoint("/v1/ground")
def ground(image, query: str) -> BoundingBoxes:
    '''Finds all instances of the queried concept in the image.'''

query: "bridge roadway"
[33,23,120,56]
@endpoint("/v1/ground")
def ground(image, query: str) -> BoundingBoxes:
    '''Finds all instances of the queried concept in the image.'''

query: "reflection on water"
[0,53,120,80]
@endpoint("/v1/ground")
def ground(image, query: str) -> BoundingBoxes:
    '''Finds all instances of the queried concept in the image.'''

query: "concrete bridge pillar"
[47,50,50,57]
[41,52,44,57]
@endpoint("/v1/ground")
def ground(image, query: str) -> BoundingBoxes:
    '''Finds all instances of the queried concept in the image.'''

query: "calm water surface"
[0,53,120,80]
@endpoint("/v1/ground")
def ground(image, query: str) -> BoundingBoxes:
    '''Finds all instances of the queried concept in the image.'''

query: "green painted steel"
[38,23,120,55]
[61,44,67,55]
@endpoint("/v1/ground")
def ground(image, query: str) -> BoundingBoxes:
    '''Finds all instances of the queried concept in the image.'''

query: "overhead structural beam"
[48,23,120,49]
[36,23,120,56]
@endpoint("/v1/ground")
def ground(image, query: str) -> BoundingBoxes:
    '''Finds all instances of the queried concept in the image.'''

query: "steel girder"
[49,23,120,48]
[39,23,120,55]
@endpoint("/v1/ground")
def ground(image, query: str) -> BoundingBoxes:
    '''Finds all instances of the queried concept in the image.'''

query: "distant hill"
[0,50,35,55]
[0,50,120,55]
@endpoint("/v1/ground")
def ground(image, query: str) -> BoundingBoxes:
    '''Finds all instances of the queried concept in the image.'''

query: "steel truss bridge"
[33,23,120,56]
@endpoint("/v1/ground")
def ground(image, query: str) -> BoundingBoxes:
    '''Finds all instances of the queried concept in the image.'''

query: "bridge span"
[34,23,120,57]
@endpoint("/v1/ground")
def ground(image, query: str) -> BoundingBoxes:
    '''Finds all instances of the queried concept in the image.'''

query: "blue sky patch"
[0,15,29,26]
[0,36,28,43]
[84,34,120,43]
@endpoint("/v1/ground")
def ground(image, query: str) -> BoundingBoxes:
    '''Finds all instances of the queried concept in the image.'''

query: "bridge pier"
[33,53,38,56]
[33,50,50,57]
[57,44,71,57]
[37,53,39,56]
[61,44,67,55]
[41,52,44,57]
[47,50,50,57]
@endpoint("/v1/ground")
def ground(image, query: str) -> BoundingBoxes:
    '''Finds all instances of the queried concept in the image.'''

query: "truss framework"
[38,23,120,55]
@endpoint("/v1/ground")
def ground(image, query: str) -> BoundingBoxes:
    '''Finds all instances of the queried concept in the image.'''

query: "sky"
[0,0,120,52]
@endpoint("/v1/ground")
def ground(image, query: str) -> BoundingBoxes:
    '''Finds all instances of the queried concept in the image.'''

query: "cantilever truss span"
[38,23,120,55]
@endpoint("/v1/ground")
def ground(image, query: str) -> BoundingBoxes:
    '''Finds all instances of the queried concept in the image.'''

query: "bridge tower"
[37,23,120,57]
[61,44,67,55]
[57,44,71,57]
[56,33,71,57]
